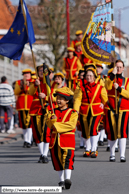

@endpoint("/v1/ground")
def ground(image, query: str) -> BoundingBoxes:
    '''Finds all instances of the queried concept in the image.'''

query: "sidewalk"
[0,128,23,144]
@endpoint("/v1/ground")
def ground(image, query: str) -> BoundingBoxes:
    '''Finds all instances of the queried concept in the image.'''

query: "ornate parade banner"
[82,1,115,65]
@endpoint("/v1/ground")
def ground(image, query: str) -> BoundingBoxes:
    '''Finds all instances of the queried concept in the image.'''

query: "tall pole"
[111,0,117,115]
[66,0,70,47]
[119,9,121,58]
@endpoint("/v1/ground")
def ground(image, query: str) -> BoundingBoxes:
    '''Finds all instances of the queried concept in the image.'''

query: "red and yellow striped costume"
[46,108,78,171]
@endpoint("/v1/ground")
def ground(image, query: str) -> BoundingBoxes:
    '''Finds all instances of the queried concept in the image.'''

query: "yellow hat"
[96,63,103,68]
[108,68,113,75]
[53,87,74,100]
[75,41,82,47]
[31,71,36,75]
[54,72,65,80]
[75,30,83,36]
[31,75,37,80]
[86,67,97,78]
[22,69,32,74]
[67,47,75,52]
[49,67,54,72]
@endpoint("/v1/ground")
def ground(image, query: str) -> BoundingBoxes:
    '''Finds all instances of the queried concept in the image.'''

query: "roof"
[0,0,15,38]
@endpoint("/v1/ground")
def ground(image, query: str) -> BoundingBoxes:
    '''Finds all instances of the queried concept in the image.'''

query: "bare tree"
[32,0,96,71]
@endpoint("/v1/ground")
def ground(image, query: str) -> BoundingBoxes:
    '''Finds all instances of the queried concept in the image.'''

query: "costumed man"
[104,60,129,162]
[46,87,78,190]
[62,47,82,91]
[74,67,108,158]
[29,64,50,163]
[14,69,33,148]
[71,30,83,48]
[31,71,37,81]
[74,42,83,60]
[95,63,106,146]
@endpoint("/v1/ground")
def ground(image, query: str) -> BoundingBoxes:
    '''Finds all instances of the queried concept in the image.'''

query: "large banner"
[82,2,115,65]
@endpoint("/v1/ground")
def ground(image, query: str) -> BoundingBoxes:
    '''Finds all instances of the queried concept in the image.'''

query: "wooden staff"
[20,0,44,109]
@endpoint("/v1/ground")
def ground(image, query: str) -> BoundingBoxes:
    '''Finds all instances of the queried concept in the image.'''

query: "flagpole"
[110,0,117,115]
[20,0,45,109]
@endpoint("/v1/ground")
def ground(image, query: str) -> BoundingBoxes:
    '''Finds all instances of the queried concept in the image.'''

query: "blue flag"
[0,0,35,60]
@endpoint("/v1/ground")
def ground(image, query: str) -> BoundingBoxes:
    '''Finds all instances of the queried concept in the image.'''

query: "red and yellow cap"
[96,63,103,68]
[31,71,36,75]
[86,67,97,78]
[84,62,96,70]
[67,47,75,52]
[53,87,74,100]
[75,30,83,35]
[22,69,32,74]
[75,41,82,47]
[54,72,65,80]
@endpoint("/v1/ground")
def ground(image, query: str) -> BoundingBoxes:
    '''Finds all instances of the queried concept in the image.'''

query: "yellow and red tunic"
[29,78,48,116]
[14,80,33,111]
[62,56,82,80]
[74,79,108,139]
[14,79,33,129]
[104,73,129,140]
[46,108,78,171]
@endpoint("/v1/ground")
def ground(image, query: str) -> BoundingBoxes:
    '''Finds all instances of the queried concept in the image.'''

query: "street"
[0,135,129,194]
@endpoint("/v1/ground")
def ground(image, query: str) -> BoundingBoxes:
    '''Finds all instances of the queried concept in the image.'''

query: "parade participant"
[46,87,78,190]
[74,42,83,60]
[74,68,108,158]
[104,60,129,162]
[95,63,105,146]
[14,69,33,148]
[62,47,82,91]
[71,30,83,48]
[29,64,50,163]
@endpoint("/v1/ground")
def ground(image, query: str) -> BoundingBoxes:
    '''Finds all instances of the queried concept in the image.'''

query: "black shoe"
[23,142,27,148]
[115,148,119,152]
[80,146,84,149]
[106,146,110,151]
[42,156,49,163]
[109,156,115,162]
[64,179,72,190]
[58,181,65,190]
[27,143,31,148]
[38,155,44,163]
[120,157,126,163]
[98,141,104,146]
[104,138,107,142]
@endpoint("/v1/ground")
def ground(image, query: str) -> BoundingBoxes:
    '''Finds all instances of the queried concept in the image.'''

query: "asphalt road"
[0,135,129,194]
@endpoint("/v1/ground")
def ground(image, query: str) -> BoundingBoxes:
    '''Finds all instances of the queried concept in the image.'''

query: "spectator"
[0,76,15,133]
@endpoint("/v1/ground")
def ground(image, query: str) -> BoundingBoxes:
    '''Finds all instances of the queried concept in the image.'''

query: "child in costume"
[46,87,78,190]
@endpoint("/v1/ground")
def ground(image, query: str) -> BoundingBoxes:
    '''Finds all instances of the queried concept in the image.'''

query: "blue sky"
[10,0,129,35]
